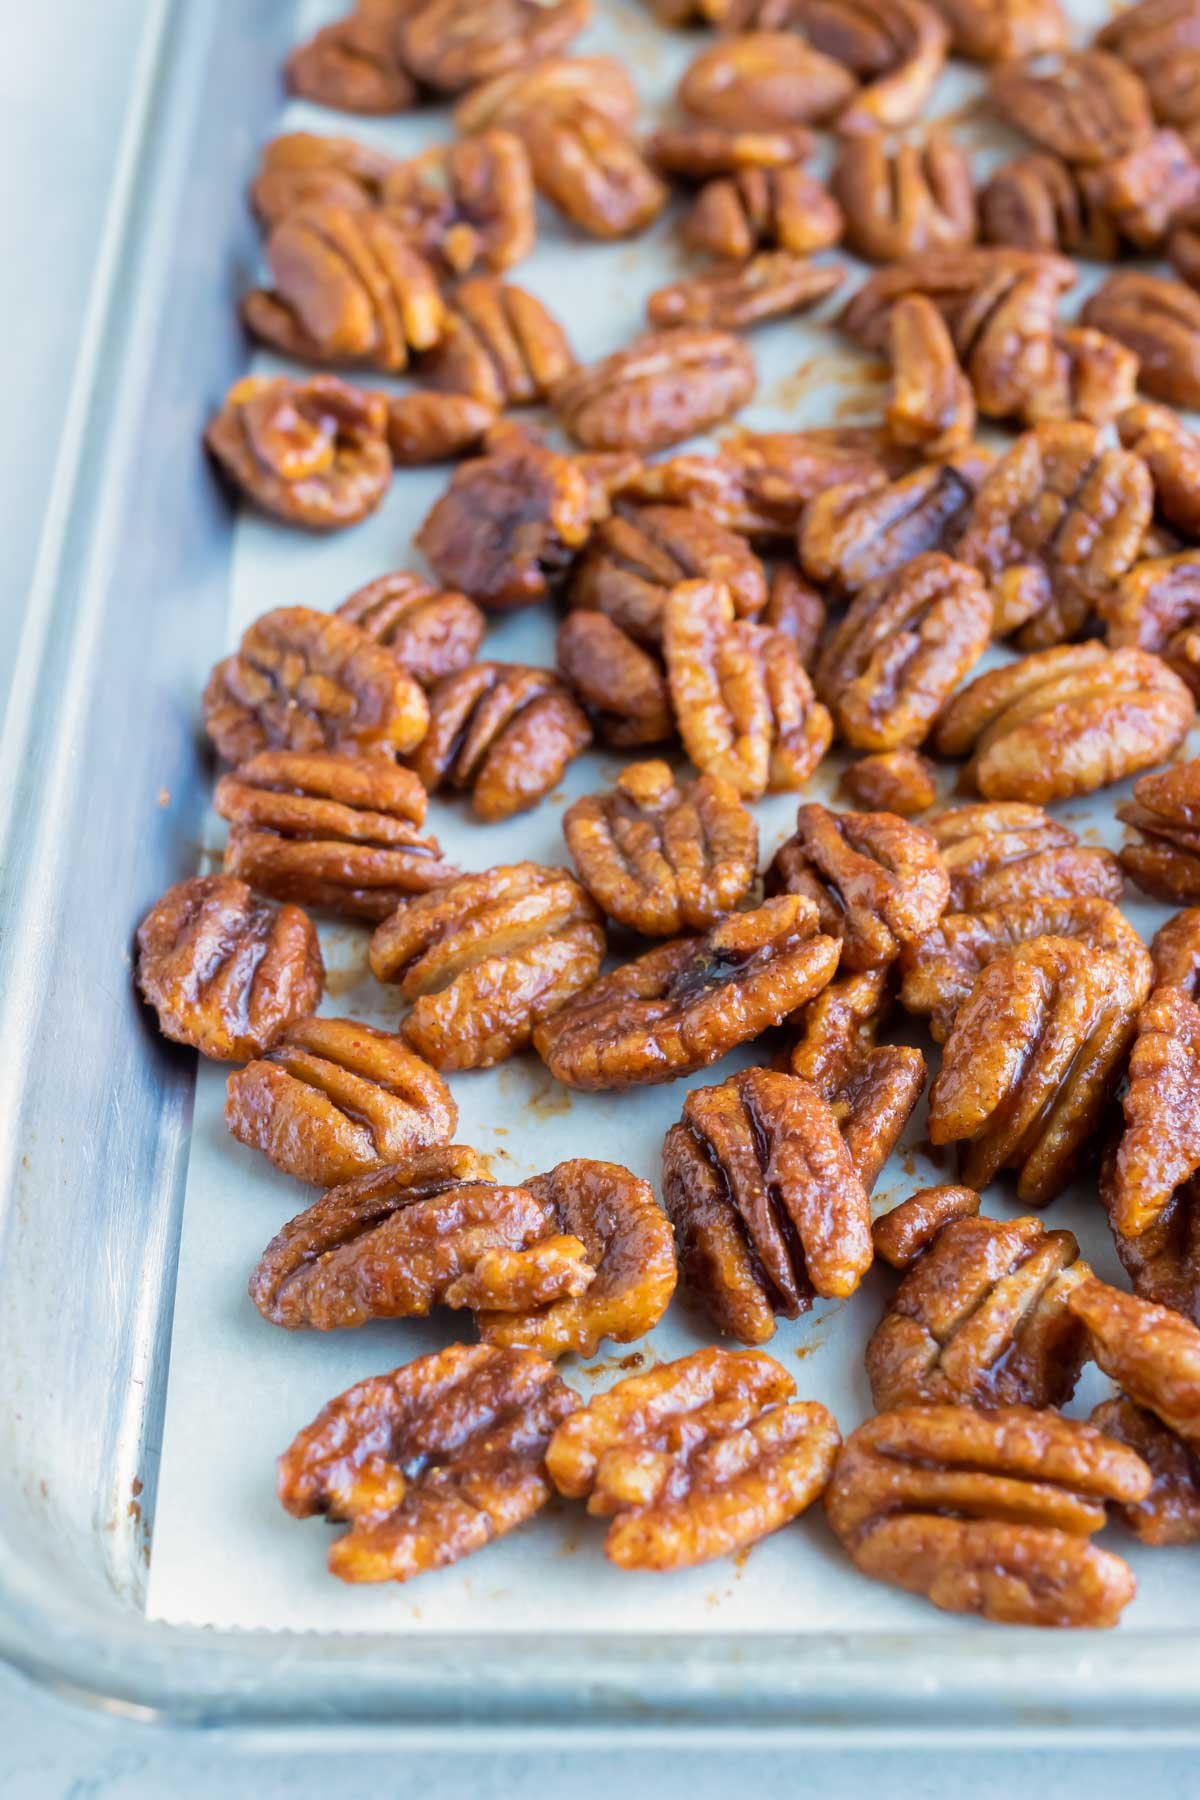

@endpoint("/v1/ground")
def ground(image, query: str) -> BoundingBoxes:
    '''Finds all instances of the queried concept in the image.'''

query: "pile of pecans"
[138,0,1200,1624]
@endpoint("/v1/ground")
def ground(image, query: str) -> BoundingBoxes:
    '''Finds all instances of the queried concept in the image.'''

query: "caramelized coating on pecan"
[415,435,592,610]
[1071,1278,1200,1453]
[1151,905,1200,992]
[814,554,991,752]
[866,1210,1091,1412]
[928,936,1150,1205]
[647,255,844,334]
[563,760,758,936]
[809,0,949,135]
[954,421,1153,647]
[842,749,938,815]
[410,663,592,820]
[422,278,576,410]
[1091,1394,1200,1546]
[381,392,496,467]
[685,164,845,260]
[1118,402,1200,540]
[383,130,535,276]
[135,875,324,1061]
[767,802,950,970]
[925,802,1125,912]
[837,1044,927,1190]
[899,895,1149,1043]
[215,751,455,921]
[824,1404,1149,1627]
[648,123,814,179]
[277,1343,578,1584]
[1022,326,1140,430]
[871,1183,981,1270]
[1104,550,1200,700]
[337,570,486,690]
[556,613,673,748]
[979,153,1117,259]
[554,330,757,454]
[1097,0,1200,132]
[397,0,592,92]
[203,606,429,765]
[226,1015,456,1187]
[990,50,1154,165]
[517,104,668,240]
[546,1348,840,1569]
[453,55,639,135]
[933,643,1194,804]
[663,580,833,797]
[205,375,392,531]
[798,453,989,599]
[886,296,976,459]
[677,33,858,129]
[534,895,840,1090]
[474,1160,678,1358]
[762,566,826,667]
[1120,762,1200,905]
[1082,271,1200,407]
[925,0,1067,62]
[286,4,417,115]
[370,862,604,1070]
[1093,128,1200,249]
[833,131,975,264]
[250,131,398,227]
[571,505,767,648]
[783,964,892,1100]
[242,205,444,372]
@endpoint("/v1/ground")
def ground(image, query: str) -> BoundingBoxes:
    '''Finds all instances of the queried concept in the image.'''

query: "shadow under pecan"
[410,663,591,821]
[833,130,975,264]
[766,802,950,971]
[664,579,832,797]
[647,255,845,334]
[1104,550,1200,700]
[924,801,1125,911]
[562,760,757,937]
[571,504,767,649]
[814,553,991,753]
[885,294,976,460]
[277,1342,579,1584]
[990,49,1154,165]
[421,278,576,410]
[649,122,814,180]
[382,129,535,276]
[1118,402,1200,541]
[841,749,937,816]
[203,606,429,766]
[135,874,324,1062]
[546,1347,840,1570]
[824,1403,1149,1627]
[798,452,990,599]
[249,130,399,228]
[677,32,858,130]
[369,862,604,1070]
[453,54,639,135]
[397,0,592,92]
[517,103,667,240]
[242,205,444,372]
[226,1014,456,1187]
[1082,271,1200,408]
[534,895,840,1090]
[205,375,392,531]
[554,329,757,455]
[865,1201,1092,1412]
[933,642,1194,804]
[685,163,845,261]
[556,612,673,749]
[1120,761,1200,904]
[925,0,1067,62]
[337,570,486,690]
[980,151,1117,259]
[285,3,417,115]
[928,936,1150,1205]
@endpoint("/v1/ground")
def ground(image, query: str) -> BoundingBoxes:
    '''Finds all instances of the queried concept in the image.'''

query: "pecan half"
[1151,905,1200,992]
[1120,761,1200,904]
[277,1343,578,1584]
[925,801,1125,911]
[685,164,845,260]
[979,153,1117,258]
[135,875,323,1061]
[534,895,840,1090]
[925,0,1067,62]
[990,50,1154,165]
[546,1348,840,1569]
[1118,401,1200,539]
[410,663,592,820]
[767,802,949,971]
[833,131,975,264]
[554,330,757,454]
[841,749,937,815]
[453,54,639,134]
[783,963,892,1099]
[933,643,1194,803]
[556,613,673,748]
[226,1015,456,1187]
[798,452,990,598]
[1092,128,1200,248]
[677,33,858,129]
[337,570,486,689]
[647,255,844,333]
[203,606,429,764]
[571,503,767,648]
[872,1182,981,1269]
[369,862,604,1070]
[1091,1394,1200,1546]
[1020,326,1140,430]
[813,553,991,752]
[517,104,668,240]
[1104,550,1200,699]
[1097,0,1200,133]
[663,579,833,797]
[382,130,534,275]
[380,392,496,466]
[422,277,575,409]
[250,131,398,227]
[762,566,826,666]
[397,0,592,92]
[824,1403,1149,1626]
[1071,1277,1200,1451]
[838,1045,927,1189]
[1082,271,1200,407]
[885,295,976,458]
[286,5,417,115]
[807,0,949,135]
[205,375,392,531]
[648,122,814,179]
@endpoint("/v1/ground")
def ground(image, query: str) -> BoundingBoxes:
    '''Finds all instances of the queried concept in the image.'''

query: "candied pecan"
[838,1045,927,1188]
[277,1343,578,1584]
[925,0,1067,61]
[203,606,428,765]
[762,567,826,667]
[928,937,1150,1204]
[1082,271,1200,407]
[380,393,495,468]
[833,131,975,265]
[1120,762,1200,904]
[571,504,766,648]
[866,1208,1091,1412]
[135,875,323,1061]
[1091,1394,1200,1546]
[954,422,1152,648]
[380,130,535,276]
[517,104,667,240]
[677,33,858,130]
[226,1015,456,1187]
[648,123,814,180]
[926,801,1125,912]
[250,131,398,227]
[663,579,832,797]
[555,614,672,749]
[647,255,844,334]
[798,453,990,599]
[453,55,639,134]
[1097,0,1200,131]
[1092,128,1200,248]
[1151,905,1200,991]
[871,1182,981,1269]
[337,570,485,689]
[286,4,417,115]
[546,1347,839,1569]
[1104,550,1200,700]
[824,1404,1149,1627]
[1106,1160,1200,1324]
[534,896,840,1090]
[396,0,591,92]
[933,643,1194,803]
[842,749,937,815]
[783,963,891,1098]
[410,664,591,820]
[205,375,391,531]
[563,760,756,936]
[1020,326,1140,430]
[415,435,592,610]
[803,0,949,135]
[979,152,1117,258]
[1118,401,1200,540]
[554,330,757,455]
[685,164,845,260]
[369,862,604,1070]
[242,205,444,373]
[899,895,1149,1043]
[421,278,575,410]
[990,50,1154,165]
[885,296,976,460]
[813,553,991,753]
[1071,1278,1200,1453]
